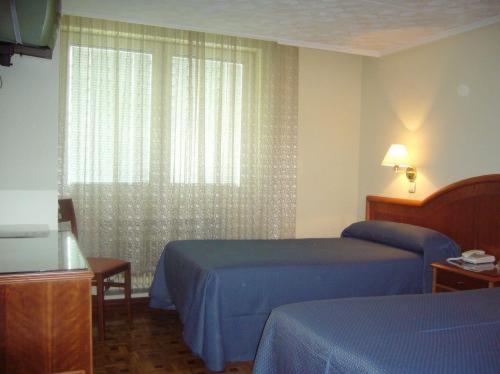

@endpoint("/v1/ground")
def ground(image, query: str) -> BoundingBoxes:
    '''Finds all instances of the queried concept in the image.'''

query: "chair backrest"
[58,198,78,239]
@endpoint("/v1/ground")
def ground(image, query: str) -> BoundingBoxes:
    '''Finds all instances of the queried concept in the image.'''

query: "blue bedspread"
[254,288,500,374]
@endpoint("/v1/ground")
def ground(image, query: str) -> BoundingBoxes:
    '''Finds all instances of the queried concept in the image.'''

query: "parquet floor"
[92,303,253,374]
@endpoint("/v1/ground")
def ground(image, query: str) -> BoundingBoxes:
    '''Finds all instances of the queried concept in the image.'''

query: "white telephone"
[449,250,496,264]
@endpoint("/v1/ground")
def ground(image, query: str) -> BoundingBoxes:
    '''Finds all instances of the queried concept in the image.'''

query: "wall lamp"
[381,144,417,193]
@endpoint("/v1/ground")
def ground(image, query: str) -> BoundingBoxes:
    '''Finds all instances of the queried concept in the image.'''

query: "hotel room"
[0,0,499,373]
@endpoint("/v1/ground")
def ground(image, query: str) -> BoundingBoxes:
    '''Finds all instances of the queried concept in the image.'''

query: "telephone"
[448,250,496,265]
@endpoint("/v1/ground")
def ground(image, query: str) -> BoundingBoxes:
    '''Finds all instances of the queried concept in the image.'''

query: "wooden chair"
[58,198,132,341]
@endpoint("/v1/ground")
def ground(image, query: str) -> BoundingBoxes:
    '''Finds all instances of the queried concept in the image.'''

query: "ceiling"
[62,0,500,57]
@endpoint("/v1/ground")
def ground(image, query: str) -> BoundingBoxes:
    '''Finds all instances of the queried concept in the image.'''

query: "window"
[60,15,298,288]
[170,57,243,185]
[67,46,152,184]
[67,48,243,186]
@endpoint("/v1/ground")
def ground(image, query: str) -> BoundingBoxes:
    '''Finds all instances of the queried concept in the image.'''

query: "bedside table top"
[431,261,500,282]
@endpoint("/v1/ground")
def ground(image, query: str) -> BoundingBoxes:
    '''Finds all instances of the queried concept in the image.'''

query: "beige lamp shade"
[381,144,411,167]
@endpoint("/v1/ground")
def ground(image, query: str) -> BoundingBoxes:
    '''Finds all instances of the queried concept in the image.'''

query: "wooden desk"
[431,261,500,293]
[0,232,93,373]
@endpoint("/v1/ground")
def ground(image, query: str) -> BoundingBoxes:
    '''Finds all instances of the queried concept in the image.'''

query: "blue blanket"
[254,288,500,373]
[149,221,460,371]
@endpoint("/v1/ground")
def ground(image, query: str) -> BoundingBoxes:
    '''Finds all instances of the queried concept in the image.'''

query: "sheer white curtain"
[58,16,298,289]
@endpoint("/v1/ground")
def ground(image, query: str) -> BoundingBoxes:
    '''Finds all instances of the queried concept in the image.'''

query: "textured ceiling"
[63,0,500,56]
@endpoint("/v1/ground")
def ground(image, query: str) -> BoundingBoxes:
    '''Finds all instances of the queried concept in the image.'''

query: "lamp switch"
[408,181,416,193]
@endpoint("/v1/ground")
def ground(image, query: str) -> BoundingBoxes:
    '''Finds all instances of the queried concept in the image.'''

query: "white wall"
[0,44,59,229]
[358,23,500,217]
[296,48,362,237]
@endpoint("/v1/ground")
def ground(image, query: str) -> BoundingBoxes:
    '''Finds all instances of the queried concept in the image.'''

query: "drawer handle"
[456,281,465,286]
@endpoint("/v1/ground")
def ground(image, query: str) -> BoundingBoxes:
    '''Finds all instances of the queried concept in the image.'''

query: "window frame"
[64,40,257,188]
[66,44,154,185]
[168,55,245,186]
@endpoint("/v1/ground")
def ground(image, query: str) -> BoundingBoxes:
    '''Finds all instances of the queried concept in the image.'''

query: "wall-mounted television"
[0,0,60,67]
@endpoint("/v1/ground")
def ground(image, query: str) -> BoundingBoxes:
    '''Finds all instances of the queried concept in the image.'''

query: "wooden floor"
[93,303,253,373]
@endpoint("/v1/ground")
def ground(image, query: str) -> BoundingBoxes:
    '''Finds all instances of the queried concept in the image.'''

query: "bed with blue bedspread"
[149,220,460,371]
[254,287,500,373]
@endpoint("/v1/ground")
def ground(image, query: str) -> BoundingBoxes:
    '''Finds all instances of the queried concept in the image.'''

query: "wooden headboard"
[366,174,500,258]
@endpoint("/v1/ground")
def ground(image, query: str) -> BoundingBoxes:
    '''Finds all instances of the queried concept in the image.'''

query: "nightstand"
[431,261,500,293]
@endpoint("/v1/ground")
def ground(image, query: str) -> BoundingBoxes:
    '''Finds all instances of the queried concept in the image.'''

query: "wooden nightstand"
[431,261,500,293]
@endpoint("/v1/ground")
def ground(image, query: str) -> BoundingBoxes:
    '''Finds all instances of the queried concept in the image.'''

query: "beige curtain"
[58,15,298,289]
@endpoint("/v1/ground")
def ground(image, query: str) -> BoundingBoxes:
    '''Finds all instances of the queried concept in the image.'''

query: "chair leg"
[124,264,132,324]
[96,275,105,341]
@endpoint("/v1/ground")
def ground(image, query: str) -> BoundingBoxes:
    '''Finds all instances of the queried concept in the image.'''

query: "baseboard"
[92,295,150,309]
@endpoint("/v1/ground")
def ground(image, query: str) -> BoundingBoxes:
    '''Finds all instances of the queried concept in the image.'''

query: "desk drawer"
[436,270,488,291]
